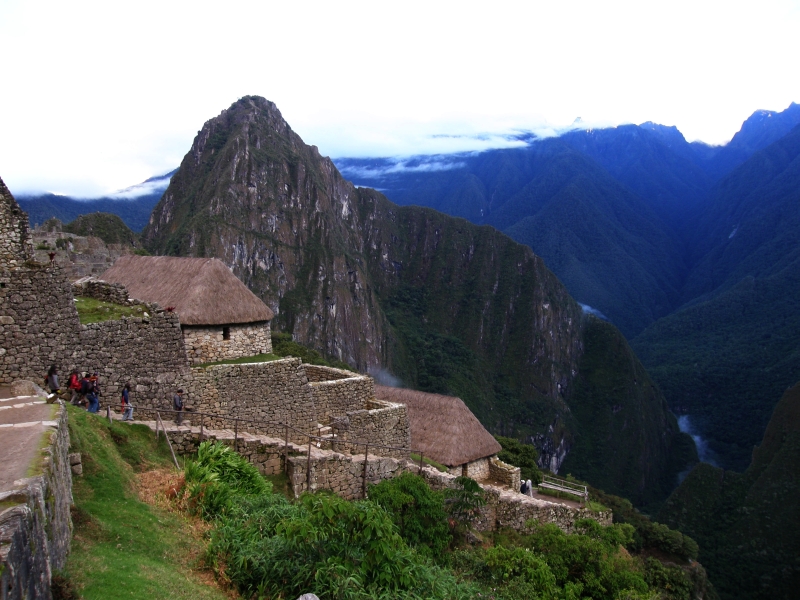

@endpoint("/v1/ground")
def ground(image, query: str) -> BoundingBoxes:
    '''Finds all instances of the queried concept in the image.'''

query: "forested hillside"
[658,382,800,599]
[337,103,800,473]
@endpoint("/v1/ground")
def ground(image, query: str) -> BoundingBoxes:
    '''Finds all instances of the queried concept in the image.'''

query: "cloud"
[108,171,174,199]
[579,303,609,320]
[337,156,468,180]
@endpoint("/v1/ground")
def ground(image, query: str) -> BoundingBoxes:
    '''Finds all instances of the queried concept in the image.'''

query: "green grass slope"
[61,407,229,600]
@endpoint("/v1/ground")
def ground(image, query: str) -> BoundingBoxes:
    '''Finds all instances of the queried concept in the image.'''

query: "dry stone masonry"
[182,322,272,365]
[156,420,608,534]
[0,401,73,600]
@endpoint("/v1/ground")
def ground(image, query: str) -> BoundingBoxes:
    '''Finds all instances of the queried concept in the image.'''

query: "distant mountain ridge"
[335,101,800,471]
[140,95,694,507]
[14,169,176,232]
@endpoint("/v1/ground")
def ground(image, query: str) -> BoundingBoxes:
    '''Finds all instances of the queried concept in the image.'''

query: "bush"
[495,435,542,484]
[369,472,451,557]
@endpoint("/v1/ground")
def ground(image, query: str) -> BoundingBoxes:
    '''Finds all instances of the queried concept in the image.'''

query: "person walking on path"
[45,365,59,399]
[86,373,100,413]
[121,383,134,421]
[173,389,185,425]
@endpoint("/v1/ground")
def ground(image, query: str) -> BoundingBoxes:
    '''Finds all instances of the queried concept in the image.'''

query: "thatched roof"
[375,385,501,467]
[100,255,274,326]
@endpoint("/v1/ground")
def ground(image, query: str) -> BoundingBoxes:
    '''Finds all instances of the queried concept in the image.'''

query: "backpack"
[80,379,92,394]
[68,373,79,389]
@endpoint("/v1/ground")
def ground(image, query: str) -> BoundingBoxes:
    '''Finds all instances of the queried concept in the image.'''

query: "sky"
[1,0,798,197]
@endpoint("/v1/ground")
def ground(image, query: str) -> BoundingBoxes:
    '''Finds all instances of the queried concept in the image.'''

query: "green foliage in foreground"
[188,442,712,600]
[74,296,148,324]
[271,331,354,370]
[495,435,542,484]
[368,472,451,557]
[61,407,228,600]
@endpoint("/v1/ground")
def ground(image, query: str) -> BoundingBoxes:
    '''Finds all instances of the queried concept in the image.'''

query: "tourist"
[45,365,59,398]
[526,479,533,497]
[78,372,92,407]
[86,373,100,413]
[121,383,134,421]
[67,369,81,404]
[173,389,184,424]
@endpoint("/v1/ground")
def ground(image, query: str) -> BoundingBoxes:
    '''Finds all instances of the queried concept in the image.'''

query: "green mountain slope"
[658,382,800,599]
[633,125,800,470]
[142,96,692,506]
[63,212,142,247]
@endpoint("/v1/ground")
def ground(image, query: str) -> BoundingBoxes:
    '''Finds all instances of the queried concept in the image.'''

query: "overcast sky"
[1,0,798,197]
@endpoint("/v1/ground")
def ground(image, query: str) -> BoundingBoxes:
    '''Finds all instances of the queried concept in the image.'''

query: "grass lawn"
[61,406,234,600]
[74,296,149,325]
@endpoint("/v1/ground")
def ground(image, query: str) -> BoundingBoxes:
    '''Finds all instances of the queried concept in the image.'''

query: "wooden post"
[418,452,424,474]
[306,437,312,490]
[200,421,204,442]
[362,444,369,499]
[157,413,180,471]
[106,405,112,424]
[234,417,238,447]
[155,411,161,440]
[283,424,289,471]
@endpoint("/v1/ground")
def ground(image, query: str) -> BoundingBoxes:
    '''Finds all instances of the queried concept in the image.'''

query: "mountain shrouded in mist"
[142,95,694,507]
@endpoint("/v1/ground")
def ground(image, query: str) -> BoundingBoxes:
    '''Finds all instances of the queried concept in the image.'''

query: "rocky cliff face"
[143,96,693,505]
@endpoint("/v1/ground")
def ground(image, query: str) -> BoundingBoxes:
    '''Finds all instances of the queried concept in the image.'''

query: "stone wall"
[184,359,316,442]
[31,228,128,281]
[0,263,82,384]
[309,369,374,422]
[489,456,521,491]
[0,401,73,600]
[77,310,191,409]
[182,321,272,365]
[339,399,409,459]
[0,177,33,268]
[304,365,355,382]
[73,277,133,306]
[160,425,610,533]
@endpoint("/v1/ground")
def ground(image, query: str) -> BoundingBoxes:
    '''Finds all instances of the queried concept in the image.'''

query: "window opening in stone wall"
[223,326,230,341]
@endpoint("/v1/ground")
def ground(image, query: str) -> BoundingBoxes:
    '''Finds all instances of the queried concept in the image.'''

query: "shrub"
[368,472,451,557]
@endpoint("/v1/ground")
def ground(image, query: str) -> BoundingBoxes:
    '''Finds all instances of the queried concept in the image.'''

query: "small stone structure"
[0,401,73,600]
[100,255,275,365]
[72,276,132,305]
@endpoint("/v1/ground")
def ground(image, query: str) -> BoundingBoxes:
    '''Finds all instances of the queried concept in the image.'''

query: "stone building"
[375,385,503,480]
[101,255,274,364]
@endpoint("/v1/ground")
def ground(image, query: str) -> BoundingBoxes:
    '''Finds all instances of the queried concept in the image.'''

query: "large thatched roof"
[375,385,501,467]
[101,255,274,326]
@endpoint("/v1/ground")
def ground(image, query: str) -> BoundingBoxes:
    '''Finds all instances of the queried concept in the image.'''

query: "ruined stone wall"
[182,321,272,365]
[339,399,409,459]
[184,359,316,442]
[77,310,191,408]
[304,365,355,382]
[0,264,81,384]
[489,456,521,491]
[309,369,374,422]
[160,425,610,533]
[73,277,133,306]
[0,401,73,600]
[0,177,33,268]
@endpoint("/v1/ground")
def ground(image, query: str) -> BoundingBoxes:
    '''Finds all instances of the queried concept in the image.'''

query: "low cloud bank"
[579,303,609,320]
[678,415,719,466]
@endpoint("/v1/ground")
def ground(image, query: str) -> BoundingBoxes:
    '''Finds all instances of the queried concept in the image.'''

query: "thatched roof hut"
[100,255,273,326]
[374,385,501,467]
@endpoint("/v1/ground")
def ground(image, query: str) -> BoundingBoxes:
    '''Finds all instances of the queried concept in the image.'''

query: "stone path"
[0,393,58,490]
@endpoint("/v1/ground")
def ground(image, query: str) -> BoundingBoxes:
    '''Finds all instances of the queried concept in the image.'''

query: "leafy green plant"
[445,476,486,531]
[368,472,451,557]
[495,435,542,484]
